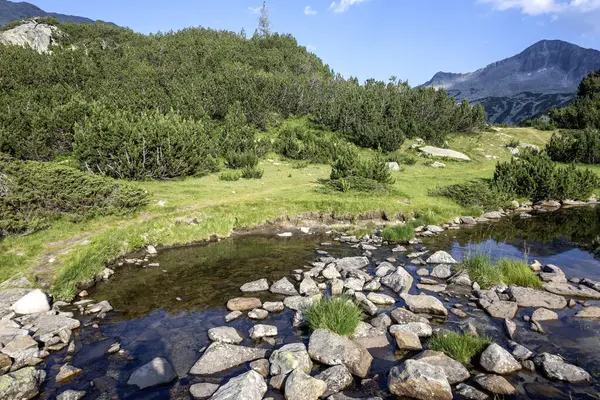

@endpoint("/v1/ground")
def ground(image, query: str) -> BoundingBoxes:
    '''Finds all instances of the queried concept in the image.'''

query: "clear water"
[40,207,600,399]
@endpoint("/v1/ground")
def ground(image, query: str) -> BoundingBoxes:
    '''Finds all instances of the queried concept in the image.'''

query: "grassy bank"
[1,126,597,300]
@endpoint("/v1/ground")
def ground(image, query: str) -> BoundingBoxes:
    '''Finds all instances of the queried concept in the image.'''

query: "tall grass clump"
[306,297,362,336]
[219,170,241,181]
[241,166,264,179]
[498,258,542,289]
[458,252,502,289]
[382,224,415,242]
[428,331,492,365]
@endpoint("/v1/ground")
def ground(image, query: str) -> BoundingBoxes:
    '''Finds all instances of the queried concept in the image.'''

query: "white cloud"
[248,5,261,15]
[304,5,317,15]
[479,0,600,15]
[329,0,370,13]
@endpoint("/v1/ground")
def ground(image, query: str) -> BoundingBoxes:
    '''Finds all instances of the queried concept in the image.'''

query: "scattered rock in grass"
[418,146,471,162]
[127,357,175,389]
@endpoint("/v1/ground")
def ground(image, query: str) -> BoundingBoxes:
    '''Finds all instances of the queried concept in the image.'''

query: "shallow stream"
[40,206,600,399]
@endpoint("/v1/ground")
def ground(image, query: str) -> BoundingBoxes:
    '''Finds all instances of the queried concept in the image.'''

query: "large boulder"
[0,21,59,54]
[269,343,312,376]
[0,367,46,400]
[207,327,243,344]
[335,257,369,272]
[401,293,447,316]
[209,370,267,400]
[240,279,269,293]
[270,278,299,296]
[413,350,470,384]
[315,365,353,397]
[307,329,372,378]
[127,357,176,389]
[479,344,521,374]
[418,146,471,161]
[542,282,600,299]
[189,343,267,375]
[507,286,566,309]
[473,374,515,395]
[381,266,413,293]
[284,369,327,400]
[10,289,50,315]
[533,353,591,383]
[388,360,452,400]
[426,251,457,264]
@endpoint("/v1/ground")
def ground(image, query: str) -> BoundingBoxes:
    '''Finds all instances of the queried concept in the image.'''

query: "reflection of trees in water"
[430,206,600,258]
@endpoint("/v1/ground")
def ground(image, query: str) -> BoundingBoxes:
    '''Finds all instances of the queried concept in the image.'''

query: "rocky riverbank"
[0,200,598,399]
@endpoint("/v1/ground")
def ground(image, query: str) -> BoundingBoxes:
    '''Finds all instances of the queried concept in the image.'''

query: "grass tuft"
[458,252,502,289]
[241,166,264,179]
[498,258,542,289]
[219,170,241,181]
[428,331,492,365]
[382,224,415,242]
[306,297,362,336]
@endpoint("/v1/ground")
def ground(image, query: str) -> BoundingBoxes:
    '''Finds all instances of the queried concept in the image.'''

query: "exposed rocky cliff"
[0,20,59,53]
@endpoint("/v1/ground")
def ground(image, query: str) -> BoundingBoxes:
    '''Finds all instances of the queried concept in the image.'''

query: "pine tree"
[257,1,271,38]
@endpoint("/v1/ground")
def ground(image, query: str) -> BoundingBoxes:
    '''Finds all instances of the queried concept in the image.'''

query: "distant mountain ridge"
[421,40,600,124]
[0,0,112,26]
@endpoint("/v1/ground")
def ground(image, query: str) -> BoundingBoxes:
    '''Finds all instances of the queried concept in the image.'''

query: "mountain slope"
[0,0,110,26]
[421,40,600,124]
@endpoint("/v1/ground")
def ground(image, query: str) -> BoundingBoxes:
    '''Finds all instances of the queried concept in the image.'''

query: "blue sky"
[28,0,600,85]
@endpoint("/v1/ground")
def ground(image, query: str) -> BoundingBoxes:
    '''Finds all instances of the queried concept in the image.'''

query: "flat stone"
[543,282,600,299]
[269,343,312,376]
[262,301,284,313]
[224,311,243,322]
[413,350,470,385]
[388,360,452,400]
[56,390,87,400]
[417,284,447,293]
[335,257,369,272]
[390,322,432,338]
[226,297,261,311]
[208,327,243,344]
[10,289,50,315]
[391,307,429,324]
[249,324,277,340]
[455,383,489,400]
[401,293,447,316]
[366,292,395,305]
[508,286,567,309]
[190,382,219,399]
[284,368,326,400]
[533,353,591,383]
[210,370,266,400]
[426,251,457,264]
[56,364,83,383]
[308,329,372,378]
[316,365,353,397]
[531,308,558,322]
[270,278,298,296]
[0,367,46,400]
[189,343,267,375]
[283,294,321,311]
[482,300,518,319]
[394,331,422,350]
[473,374,515,395]
[240,279,269,293]
[1,335,38,359]
[575,306,600,319]
[479,344,521,374]
[418,146,471,161]
[248,308,268,320]
[450,308,468,318]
